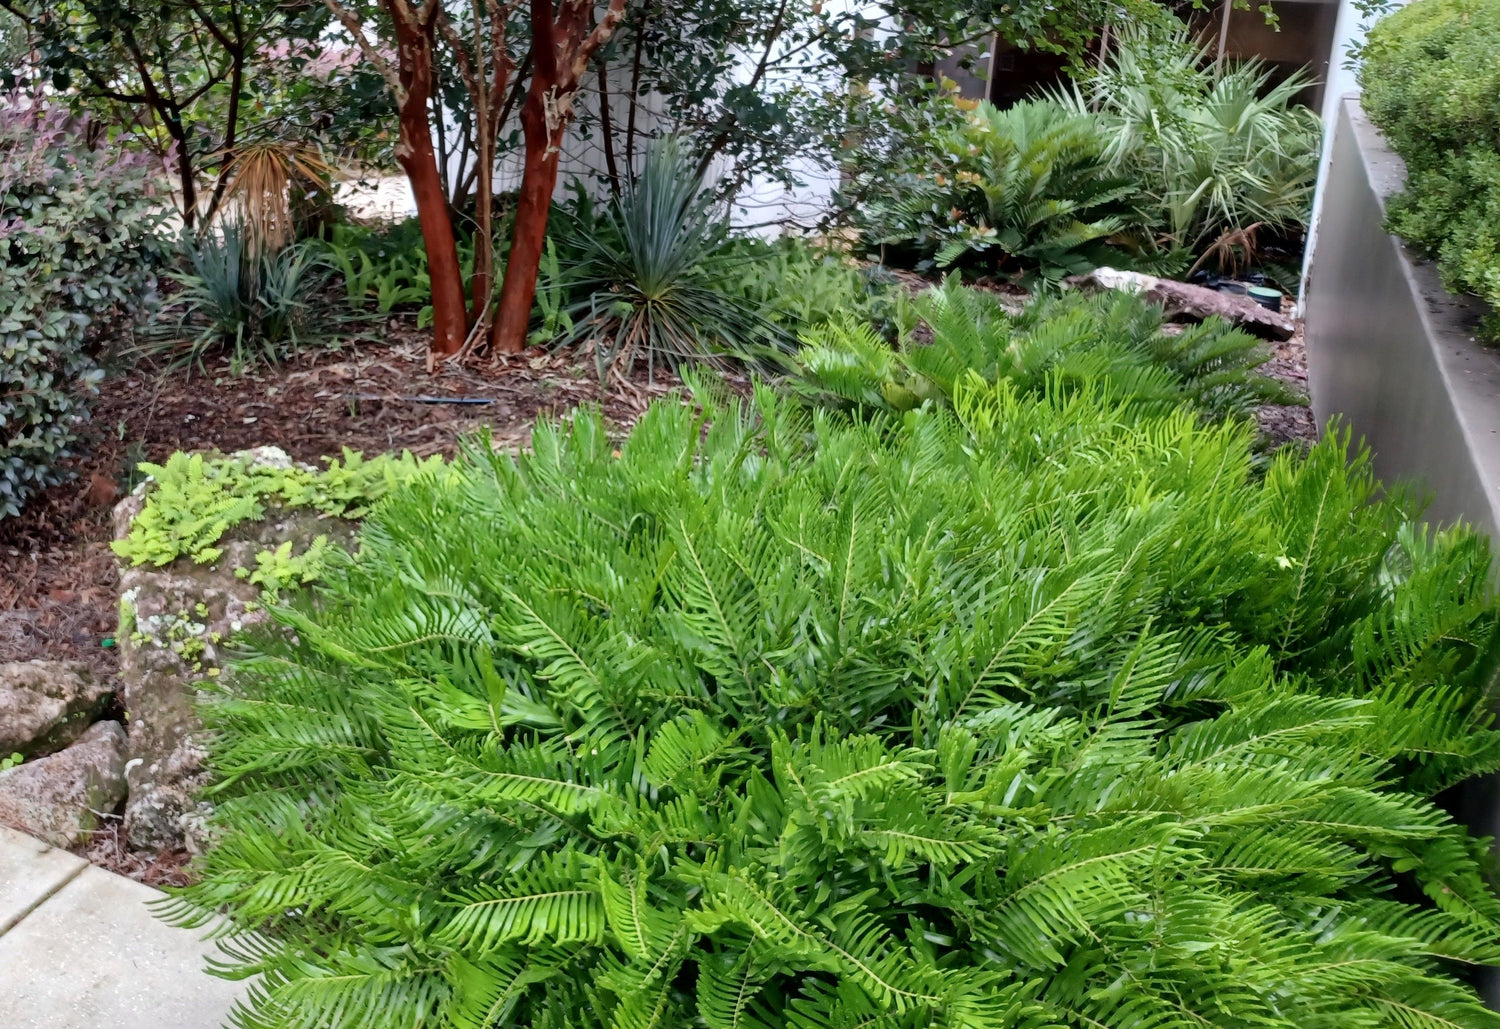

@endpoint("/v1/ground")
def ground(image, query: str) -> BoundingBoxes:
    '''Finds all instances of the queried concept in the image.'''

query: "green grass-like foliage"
[1362,0,1500,339]
[792,280,1301,420]
[167,333,1500,1027]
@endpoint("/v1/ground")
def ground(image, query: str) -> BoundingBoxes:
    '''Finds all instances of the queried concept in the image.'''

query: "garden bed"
[0,318,688,865]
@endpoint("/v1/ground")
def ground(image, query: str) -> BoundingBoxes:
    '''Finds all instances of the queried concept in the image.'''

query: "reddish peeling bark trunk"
[491,78,565,354]
[491,0,626,356]
[391,8,468,357]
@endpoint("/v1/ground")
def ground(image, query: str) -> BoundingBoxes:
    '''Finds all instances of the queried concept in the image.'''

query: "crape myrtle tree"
[320,0,627,358]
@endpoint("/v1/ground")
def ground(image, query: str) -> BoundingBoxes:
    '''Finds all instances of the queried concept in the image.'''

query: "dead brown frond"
[1187,221,1265,280]
[215,141,333,255]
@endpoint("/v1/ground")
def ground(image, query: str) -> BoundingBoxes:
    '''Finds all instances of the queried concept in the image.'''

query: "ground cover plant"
[1362,0,1500,339]
[166,291,1500,1028]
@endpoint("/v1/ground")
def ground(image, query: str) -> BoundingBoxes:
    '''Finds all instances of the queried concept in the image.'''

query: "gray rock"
[0,721,127,848]
[0,661,113,759]
[114,451,353,852]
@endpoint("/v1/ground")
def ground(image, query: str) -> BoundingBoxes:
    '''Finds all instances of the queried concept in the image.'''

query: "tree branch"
[321,0,405,103]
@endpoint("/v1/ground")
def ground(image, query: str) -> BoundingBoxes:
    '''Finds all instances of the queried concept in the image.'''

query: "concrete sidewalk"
[0,826,246,1029]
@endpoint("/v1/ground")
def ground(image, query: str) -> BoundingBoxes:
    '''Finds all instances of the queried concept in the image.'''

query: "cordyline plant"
[166,296,1500,1028]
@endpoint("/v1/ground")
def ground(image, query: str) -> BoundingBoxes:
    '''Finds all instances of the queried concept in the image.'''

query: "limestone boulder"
[114,449,354,852]
[0,721,127,848]
[0,661,112,759]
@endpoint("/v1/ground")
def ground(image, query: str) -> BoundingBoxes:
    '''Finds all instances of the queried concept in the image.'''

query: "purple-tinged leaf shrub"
[0,103,169,518]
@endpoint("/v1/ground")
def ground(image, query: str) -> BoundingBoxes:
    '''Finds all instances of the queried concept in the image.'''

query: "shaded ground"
[0,317,685,683]
[1257,322,1317,450]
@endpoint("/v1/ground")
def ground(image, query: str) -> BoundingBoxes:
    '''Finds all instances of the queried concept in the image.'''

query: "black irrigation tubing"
[345,394,496,405]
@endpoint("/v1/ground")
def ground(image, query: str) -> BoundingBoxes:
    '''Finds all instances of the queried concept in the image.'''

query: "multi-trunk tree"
[322,0,624,358]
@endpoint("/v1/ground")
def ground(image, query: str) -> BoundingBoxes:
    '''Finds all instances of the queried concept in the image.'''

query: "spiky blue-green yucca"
[169,306,1500,1028]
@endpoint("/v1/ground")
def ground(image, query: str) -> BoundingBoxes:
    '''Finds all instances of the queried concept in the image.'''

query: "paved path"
[0,826,246,1028]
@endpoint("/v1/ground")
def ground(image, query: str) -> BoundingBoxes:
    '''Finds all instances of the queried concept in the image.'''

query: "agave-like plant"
[144,220,335,370]
[1055,23,1321,265]
[553,139,788,380]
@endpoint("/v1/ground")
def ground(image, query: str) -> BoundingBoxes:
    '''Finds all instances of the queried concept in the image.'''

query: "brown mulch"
[1256,318,1318,452]
[82,817,194,889]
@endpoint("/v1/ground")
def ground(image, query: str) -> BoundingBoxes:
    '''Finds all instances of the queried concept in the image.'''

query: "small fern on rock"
[164,338,1500,1029]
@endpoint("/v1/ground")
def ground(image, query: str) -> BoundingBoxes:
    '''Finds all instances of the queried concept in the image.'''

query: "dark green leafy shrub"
[1363,0,1500,336]
[792,280,1301,420]
[845,98,1150,284]
[168,304,1500,1027]
[0,107,168,519]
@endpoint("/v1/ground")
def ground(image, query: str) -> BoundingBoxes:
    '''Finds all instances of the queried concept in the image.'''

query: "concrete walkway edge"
[0,825,248,1029]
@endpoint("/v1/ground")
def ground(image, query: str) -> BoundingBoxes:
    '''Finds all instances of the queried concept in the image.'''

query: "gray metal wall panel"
[1304,99,1500,539]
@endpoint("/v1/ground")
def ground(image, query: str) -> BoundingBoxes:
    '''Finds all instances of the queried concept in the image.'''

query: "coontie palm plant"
[850,99,1148,284]
[165,293,1500,1029]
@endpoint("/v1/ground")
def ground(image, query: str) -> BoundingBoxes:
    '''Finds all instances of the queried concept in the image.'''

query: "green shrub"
[1059,23,1321,276]
[0,107,168,519]
[791,280,1301,420]
[168,298,1500,1027]
[845,98,1150,284]
[1363,0,1500,336]
[717,236,907,335]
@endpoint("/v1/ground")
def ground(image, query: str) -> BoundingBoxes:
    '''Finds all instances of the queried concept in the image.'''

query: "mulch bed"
[1256,322,1318,452]
[0,315,685,689]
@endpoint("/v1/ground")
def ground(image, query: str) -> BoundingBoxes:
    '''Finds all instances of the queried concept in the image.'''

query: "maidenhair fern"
[167,361,1499,1028]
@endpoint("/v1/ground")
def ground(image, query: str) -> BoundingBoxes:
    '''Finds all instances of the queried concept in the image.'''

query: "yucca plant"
[145,221,335,370]
[165,293,1500,1029]
[792,278,1301,420]
[1056,23,1321,271]
[850,99,1150,284]
[552,139,790,380]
